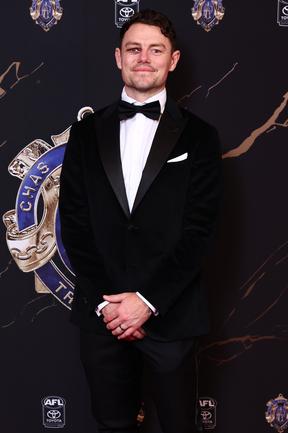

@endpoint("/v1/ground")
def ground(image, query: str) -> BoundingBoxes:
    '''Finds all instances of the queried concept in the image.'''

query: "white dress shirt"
[120,87,166,210]
[95,87,166,317]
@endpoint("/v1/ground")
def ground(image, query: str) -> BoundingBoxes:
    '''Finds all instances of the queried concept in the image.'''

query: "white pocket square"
[167,152,188,163]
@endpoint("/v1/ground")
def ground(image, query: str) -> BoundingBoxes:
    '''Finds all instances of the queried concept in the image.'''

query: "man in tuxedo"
[59,9,221,433]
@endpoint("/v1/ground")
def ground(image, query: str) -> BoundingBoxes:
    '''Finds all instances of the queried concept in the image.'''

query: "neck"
[124,86,164,102]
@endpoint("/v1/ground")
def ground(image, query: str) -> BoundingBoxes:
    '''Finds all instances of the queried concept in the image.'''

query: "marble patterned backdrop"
[1,1,287,432]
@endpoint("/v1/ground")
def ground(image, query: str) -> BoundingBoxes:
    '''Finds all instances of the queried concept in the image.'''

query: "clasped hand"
[101,292,151,341]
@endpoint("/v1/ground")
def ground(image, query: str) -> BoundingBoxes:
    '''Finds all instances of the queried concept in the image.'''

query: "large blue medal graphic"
[3,108,94,309]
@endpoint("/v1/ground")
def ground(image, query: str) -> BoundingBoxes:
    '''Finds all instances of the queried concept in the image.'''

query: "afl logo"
[199,397,217,430]
[42,396,66,428]
[2,107,94,309]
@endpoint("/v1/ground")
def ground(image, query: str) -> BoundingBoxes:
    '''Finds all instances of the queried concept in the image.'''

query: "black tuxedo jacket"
[59,97,221,341]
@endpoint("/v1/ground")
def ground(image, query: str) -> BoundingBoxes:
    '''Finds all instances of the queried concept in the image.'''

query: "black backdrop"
[1,1,288,432]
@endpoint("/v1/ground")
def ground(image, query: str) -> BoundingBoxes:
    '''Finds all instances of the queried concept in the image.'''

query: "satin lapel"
[131,98,188,214]
[96,103,130,218]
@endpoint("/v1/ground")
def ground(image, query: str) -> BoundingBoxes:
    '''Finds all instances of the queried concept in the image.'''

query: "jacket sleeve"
[58,121,112,308]
[140,126,222,316]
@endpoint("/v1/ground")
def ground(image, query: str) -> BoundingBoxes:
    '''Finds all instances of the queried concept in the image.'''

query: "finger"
[133,326,146,338]
[103,316,117,324]
[111,328,121,336]
[111,325,126,336]
[122,335,137,341]
[102,302,121,313]
[102,313,118,323]
[132,330,145,340]
[102,307,115,316]
[106,318,124,331]
[103,293,126,302]
[138,327,147,335]
[137,332,146,338]
[117,327,135,340]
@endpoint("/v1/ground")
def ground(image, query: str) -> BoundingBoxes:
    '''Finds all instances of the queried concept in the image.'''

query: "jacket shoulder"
[180,107,218,134]
[70,101,118,133]
[178,107,221,157]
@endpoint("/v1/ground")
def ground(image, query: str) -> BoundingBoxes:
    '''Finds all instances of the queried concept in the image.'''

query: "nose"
[138,49,150,63]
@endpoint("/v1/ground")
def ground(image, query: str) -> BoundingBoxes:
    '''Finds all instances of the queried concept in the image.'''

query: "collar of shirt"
[121,87,167,114]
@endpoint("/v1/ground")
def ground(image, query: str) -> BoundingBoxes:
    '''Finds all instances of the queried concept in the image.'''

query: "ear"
[169,50,181,72]
[115,47,122,70]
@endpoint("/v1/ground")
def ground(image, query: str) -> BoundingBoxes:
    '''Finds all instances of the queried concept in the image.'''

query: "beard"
[122,71,164,93]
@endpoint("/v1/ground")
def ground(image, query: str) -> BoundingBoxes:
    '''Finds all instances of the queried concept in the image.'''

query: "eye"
[127,47,140,54]
[151,48,163,55]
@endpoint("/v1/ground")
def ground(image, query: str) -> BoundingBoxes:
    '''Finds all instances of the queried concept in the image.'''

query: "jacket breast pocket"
[166,152,188,164]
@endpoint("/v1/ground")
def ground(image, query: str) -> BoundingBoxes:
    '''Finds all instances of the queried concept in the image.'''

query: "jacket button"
[127,224,139,232]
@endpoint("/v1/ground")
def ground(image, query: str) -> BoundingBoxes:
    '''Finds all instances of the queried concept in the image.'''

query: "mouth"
[133,67,155,72]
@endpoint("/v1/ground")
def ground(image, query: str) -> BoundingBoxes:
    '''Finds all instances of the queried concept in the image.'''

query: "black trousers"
[80,330,198,433]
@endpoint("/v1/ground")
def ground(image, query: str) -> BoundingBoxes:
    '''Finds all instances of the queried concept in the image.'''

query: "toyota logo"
[120,7,134,18]
[282,5,288,15]
[47,410,61,419]
[201,411,212,421]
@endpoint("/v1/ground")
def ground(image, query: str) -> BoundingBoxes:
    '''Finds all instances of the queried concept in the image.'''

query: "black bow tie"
[118,100,161,121]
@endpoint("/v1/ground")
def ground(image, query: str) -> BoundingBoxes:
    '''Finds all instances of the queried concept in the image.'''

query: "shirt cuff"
[136,291,159,316]
[95,300,110,316]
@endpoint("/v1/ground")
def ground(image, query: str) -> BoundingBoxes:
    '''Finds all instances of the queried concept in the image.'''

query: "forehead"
[121,23,172,48]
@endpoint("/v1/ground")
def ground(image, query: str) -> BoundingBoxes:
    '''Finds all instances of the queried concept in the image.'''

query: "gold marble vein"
[0,61,44,99]
[223,92,288,158]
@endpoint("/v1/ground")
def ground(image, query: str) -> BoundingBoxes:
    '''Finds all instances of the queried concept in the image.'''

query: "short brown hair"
[119,9,177,52]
